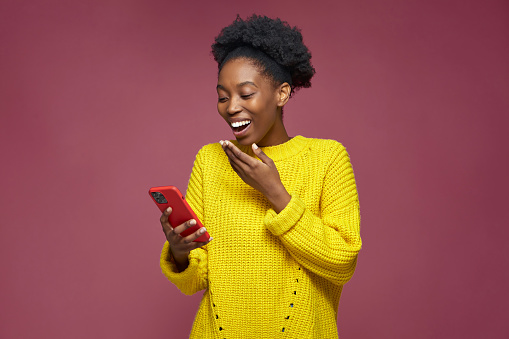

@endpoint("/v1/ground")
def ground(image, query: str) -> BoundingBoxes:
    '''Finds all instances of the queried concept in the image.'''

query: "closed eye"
[218,97,228,103]
[241,93,254,99]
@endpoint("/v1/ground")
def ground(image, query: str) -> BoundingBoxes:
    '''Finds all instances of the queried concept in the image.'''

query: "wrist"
[265,184,291,214]
[168,248,190,272]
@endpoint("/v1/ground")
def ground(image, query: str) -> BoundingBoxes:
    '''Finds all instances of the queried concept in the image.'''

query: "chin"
[235,137,253,146]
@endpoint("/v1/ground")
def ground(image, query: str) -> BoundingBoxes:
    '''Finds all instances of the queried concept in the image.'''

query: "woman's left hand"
[220,140,291,213]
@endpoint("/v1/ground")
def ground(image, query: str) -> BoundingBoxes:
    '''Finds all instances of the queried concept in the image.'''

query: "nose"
[226,96,242,115]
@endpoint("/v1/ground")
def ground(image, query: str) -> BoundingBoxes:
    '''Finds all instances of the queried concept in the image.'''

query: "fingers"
[172,219,197,236]
[164,216,212,249]
[160,208,212,265]
[160,208,207,242]
[181,226,209,244]
[220,140,274,168]
[221,141,241,161]
[160,207,173,236]
[160,206,172,223]
[168,229,212,263]
[252,143,274,165]
[172,219,211,243]
[220,140,254,167]
[221,141,248,175]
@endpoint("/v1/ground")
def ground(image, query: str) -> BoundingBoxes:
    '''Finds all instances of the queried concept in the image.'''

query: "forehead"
[217,58,272,88]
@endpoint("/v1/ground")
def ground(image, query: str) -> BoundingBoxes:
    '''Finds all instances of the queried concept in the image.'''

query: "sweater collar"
[233,135,308,161]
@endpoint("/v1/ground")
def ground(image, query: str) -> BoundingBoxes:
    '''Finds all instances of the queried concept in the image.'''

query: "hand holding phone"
[149,186,211,270]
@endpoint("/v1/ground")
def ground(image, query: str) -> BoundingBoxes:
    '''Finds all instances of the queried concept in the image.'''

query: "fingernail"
[200,228,206,234]
[190,219,196,226]
[219,140,223,145]
[252,143,258,149]
[209,237,214,242]
[166,207,172,212]
[225,140,229,145]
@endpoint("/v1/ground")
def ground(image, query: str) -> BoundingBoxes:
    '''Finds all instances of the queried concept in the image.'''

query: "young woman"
[159,15,361,338]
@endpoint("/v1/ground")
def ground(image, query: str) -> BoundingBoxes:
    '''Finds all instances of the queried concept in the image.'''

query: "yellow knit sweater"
[160,136,361,338]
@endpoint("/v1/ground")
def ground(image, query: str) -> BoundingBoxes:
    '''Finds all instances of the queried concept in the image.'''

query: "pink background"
[1,0,508,338]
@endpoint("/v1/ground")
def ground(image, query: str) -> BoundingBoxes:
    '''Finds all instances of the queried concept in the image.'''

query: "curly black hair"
[211,15,315,94]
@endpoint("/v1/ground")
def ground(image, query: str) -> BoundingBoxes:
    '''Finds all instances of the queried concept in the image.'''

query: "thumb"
[252,143,272,164]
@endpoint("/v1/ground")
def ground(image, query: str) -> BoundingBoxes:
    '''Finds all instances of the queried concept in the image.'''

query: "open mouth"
[231,120,251,134]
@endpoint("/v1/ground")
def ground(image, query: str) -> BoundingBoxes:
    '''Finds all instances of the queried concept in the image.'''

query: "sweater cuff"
[264,194,306,236]
[160,241,201,282]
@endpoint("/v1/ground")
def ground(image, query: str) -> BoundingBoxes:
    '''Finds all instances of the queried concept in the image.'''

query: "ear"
[276,82,292,107]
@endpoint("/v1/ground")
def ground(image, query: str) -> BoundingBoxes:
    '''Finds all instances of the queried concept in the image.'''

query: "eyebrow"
[216,81,258,90]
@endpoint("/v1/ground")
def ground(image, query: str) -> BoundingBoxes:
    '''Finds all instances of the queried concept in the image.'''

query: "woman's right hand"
[160,207,212,272]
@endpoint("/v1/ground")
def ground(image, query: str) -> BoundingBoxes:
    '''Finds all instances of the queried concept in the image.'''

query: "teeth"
[231,120,251,128]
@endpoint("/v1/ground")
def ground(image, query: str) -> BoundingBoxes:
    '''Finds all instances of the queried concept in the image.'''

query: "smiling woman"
[216,58,291,146]
[157,14,362,338]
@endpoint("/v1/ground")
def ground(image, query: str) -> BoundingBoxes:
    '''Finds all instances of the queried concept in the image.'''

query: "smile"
[230,120,252,137]
[230,120,251,128]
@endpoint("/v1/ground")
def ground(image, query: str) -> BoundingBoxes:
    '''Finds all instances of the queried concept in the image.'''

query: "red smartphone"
[149,186,210,242]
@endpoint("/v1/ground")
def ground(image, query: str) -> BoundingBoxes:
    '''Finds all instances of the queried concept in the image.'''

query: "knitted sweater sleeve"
[159,149,208,295]
[263,143,361,286]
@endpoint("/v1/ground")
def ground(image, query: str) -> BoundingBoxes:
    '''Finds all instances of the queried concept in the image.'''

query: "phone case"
[149,186,210,242]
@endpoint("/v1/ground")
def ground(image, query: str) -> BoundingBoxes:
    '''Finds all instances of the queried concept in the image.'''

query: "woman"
[159,15,361,338]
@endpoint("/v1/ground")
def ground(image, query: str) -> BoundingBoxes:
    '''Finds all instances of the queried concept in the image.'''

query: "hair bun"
[212,15,315,90]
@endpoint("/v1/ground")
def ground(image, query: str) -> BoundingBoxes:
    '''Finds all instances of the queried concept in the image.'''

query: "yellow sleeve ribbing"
[160,242,208,295]
[159,148,209,295]
[264,143,361,286]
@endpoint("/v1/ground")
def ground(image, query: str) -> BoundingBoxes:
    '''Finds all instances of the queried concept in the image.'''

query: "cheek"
[258,98,279,119]
[217,105,231,124]
[217,103,226,117]
[252,97,273,114]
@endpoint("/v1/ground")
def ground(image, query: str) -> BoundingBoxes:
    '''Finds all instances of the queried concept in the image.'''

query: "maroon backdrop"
[1,0,508,338]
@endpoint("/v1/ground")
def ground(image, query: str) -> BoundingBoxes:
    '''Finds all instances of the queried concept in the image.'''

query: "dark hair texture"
[211,15,315,95]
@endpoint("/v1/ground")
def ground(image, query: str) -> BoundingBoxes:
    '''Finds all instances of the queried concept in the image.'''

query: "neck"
[258,116,289,147]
